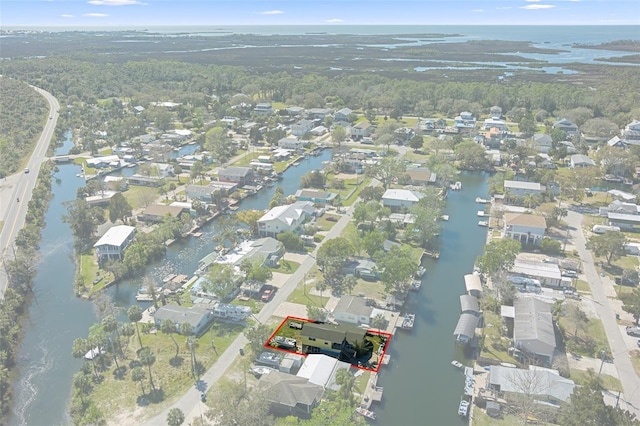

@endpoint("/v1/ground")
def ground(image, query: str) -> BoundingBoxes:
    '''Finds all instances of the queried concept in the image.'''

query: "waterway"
[377,171,489,425]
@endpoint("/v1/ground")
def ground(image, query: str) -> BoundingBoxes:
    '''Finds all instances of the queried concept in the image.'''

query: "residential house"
[394,127,415,143]
[218,166,254,185]
[607,212,640,231]
[503,212,547,245]
[257,201,315,237]
[510,258,562,288]
[453,313,479,344]
[607,136,627,149]
[404,168,437,186]
[512,297,556,365]
[557,140,577,154]
[350,121,374,140]
[490,105,503,119]
[483,118,508,132]
[153,305,213,337]
[93,225,135,262]
[254,103,273,116]
[570,154,596,168]
[86,155,122,169]
[257,371,324,416]
[127,174,165,187]
[382,189,424,211]
[333,108,353,122]
[333,295,373,325]
[294,189,338,205]
[307,108,332,120]
[85,190,118,207]
[296,354,352,391]
[237,237,285,267]
[149,162,175,178]
[311,126,328,136]
[532,134,553,154]
[291,120,314,137]
[503,180,546,197]
[623,120,640,143]
[553,118,579,137]
[138,204,187,223]
[300,322,367,361]
[285,106,305,116]
[278,137,304,150]
[185,184,230,203]
[488,366,574,405]
[454,112,476,131]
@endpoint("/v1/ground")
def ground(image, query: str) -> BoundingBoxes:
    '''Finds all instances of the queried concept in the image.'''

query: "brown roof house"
[503,213,547,245]
[257,370,324,416]
[138,204,188,223]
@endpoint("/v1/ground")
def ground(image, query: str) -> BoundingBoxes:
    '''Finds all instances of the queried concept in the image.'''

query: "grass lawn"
[286,285,329,308]
[0,221,3,232]
[599,255,640,278]
[472,409,523,426]
[575,279,592,294]
[570,368,622,392]
[480,311,518,363]
[79,253,115,295]
[316,214,341,231]
[353,370,371,396]
[559,315,609,358]
[122,185,160,210]
[89,320,245,420]
[615,284,636,299]
[630,350,640,378]
[271,259,300,274]
[351,279,387,300]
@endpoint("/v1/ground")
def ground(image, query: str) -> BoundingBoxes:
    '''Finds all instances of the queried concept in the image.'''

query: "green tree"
[586,231,627,265]
[139,347,156,391]
[342,274,358,295]
[454,140,489,170]
[376,245,415,296]
[371,313,387,332]
[331,125,347,149]
[167,408,185,426]
[365,157,405,190]
[621,287,640,325]
[300,170,326,189]
[127,305,144,350]
[131,366,146,395]
[476,238,521,279]
[161,319,180,359]
[204,127,235,163]
[269,186,284,209]
[408,134,424,151]
[101,314,121,370]
[359,186,384,203]
[206,379,274,426]
[205,263,240,301]
[276,231,305,252]
[236,209,263,237]
[108,192,132,224]
[306,304,328,322]
[558,374,616,426]
[244,324,273,355]
[190,160,205,182]
[362,230,385,258]
[63,199,97,253]
[518,115,537,136]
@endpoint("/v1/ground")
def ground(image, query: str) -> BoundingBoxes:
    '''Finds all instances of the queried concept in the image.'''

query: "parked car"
[637,340,640,348]
[261,288,275,302]
[626,326,640,337]
[200,392,207,402]
[326,216,338,222]
[562,270,578,278]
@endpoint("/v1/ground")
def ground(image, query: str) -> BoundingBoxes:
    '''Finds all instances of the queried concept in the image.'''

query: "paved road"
[566,210,640,414]
[0,85,60,300]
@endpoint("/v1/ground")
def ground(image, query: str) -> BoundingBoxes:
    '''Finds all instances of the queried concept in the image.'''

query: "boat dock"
[360,372,384,409]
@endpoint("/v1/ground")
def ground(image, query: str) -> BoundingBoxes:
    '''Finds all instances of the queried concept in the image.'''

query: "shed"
[453,313,479,343]
[464,274,483,297]
[460,295,480,315]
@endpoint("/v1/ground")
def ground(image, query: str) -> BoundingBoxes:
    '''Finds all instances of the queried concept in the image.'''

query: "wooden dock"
[361,373,384,409]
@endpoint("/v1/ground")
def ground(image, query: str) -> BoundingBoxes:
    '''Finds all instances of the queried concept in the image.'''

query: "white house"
[504,180,546,197]
[149,162,175,178]
[332,295,373,325]
[503,212,547,245]
[291,120,314,137]
[382,189,424,211]
[623,120,640,142]
[254,103,273,115]
[454,112,476,129]
[258,201,315,237]
[570,154,596,168]
[153,305,213,337]
[93,225,135,262]
[489,366,574,404]
[350,121,374,140]
[278,137,304,150]
[483,118,508,132]
[296,354,352,391]
[510,257,562,288]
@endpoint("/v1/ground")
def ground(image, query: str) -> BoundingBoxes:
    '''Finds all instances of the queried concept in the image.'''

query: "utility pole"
[599,350,606,375]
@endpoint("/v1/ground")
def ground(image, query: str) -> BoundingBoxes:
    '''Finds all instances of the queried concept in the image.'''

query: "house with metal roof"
[532,133,553,153]
[503,213,547,245]
[570,154,596,168]
[297,354,352,391]
[382,189,425,211]
[350,121,374,140]
[510,257,562,288]
[294,189,338,205]
[513,297,556,365]
[93,225,135,262]
[291,120,314,137]
[153,304,213,337]
[460,295,480,315]
[503,180,545,197]
[333,295,373,325]
[453,313,479,344]
[218,166,254,185]
[258,201,315,237]
[404,167,437,186]
[257,370,324,416]
[138,204,188,223]
[488,365,574,405]
[464,274,483,298]
[553,118,579,137]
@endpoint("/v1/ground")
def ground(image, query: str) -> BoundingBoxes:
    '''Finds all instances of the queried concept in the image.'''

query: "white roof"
[490,366,574,402]
[296,354,351,391]
[504,180,543,191]
[258,201,314,226]
[608,189,636,201]
[464,274,482,293]
[382,189,424,203]
[94,225,135,248]
[512,259,561,280]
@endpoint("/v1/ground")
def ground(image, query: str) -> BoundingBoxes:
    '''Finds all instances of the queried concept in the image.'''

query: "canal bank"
[376,171,489,425]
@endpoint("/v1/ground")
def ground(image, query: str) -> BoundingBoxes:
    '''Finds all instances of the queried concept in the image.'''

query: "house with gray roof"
[300,322,366,360]
[93,225,135,262]
[333,108,353,122]
[488,365,574,405]
[453,313,479,344]
[532,134,553,153]
[238,237,284,267]
[258,201,315,237]
[307,108,332,120]
[153,304,213,337]
[553,118,579,137]
[257,370,324,415]
[294,189,338,205]
[503,180,545,197]
[350,121,374,140]
[382,189,425,211]
[570,154,596,168]
[333,295,373,325]
[513,297,556,365]
[460,295,480,315]
[218,166,254,185]
[291,119,314,137]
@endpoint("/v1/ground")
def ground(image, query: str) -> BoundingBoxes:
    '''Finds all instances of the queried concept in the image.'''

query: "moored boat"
[415,265,426,278]
[409,279,422,292]
[356,406,377,420]
[451,360,464,369]
[478,220,489,227]
[458,399,470,417]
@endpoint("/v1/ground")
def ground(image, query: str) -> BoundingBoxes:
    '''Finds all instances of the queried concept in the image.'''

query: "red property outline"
[263,315,392,373]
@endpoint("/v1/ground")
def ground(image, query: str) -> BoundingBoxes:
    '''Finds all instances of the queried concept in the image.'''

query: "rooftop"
[333,295,373,318]
[93,225,135,248]
[504,212,547,229]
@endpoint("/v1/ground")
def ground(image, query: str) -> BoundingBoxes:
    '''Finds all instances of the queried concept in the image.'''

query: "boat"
[478,220,489,227]
[356,406,377,420]
[477,210,486,217]
[250,366,275,377]
[458,399,470,417]
[475,197,489,204]
[451,360,464,369]
[415,265,426,278]
[400,313,415,331]
[410,279,422,292]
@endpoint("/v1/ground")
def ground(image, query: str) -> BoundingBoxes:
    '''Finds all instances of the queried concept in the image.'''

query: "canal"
[376,171,489,425]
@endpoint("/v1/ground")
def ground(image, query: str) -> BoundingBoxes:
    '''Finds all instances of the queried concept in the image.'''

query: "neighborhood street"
[0,86,59,300]
[566,210,640,415]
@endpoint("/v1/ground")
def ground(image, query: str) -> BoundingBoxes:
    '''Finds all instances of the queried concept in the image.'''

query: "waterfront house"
[488,365,574,406]
[153,305,213,337]
[510,258,562,288]
[306,108,332,120]
[350,121,374,140]
[570,154,596,168]
[85,190,118,207]
[332,295,373,325]
[511,298,556,365]
[86,154,121,169]
[186,184,221,203]
[503,213,547,245]
[296,354,352,391]
[532,134,553,154]
[382,189,424,211]
[291,120,314,137]
[404,167,437,186]
[453,313,479,344]
[503,180,545,198]
[257,201,315,237]
[553,118,579,137]
[218,166,254,185]
[93,225,135,262]
[285,106,305,117]
[278,137,304,150]
[300,322,367,360]
[333,108,353,122]
[238,237,285,267]
[294,189,338,205]
[454,112,476,130]
[127,174,165,187]
[257,371,324,416]
[149,162,175,178]
[483,118,508,132]
[138,204,188,223]
[623,120,640,143]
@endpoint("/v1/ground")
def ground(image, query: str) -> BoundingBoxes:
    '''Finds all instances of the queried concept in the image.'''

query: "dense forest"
[0,78,48,177]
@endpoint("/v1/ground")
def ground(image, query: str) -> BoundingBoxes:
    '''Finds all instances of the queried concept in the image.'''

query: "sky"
[1,0,639,27]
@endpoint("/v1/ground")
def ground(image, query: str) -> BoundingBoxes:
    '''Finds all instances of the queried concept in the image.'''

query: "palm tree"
[73,372,92,404]
[127,305,144,349]
[186,335,200,378]
[102,314,121,369]
[167,408,185,426]
[161,319,180,359]
[131,366,146,395]
[139,347,156,391]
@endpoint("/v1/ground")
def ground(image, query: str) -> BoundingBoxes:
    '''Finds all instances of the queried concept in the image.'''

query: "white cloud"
[472,9,484,12]
[84,13,109,17]
[325,18,344,23]
[520,4,556,9]
[60,14,75,18]
[260,10,284,15]
[496,6,512,9]
[87,0,145,5]
[525,0,542,2]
